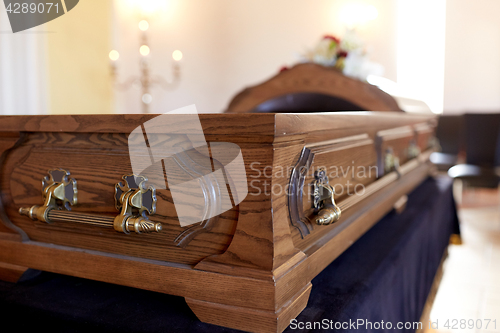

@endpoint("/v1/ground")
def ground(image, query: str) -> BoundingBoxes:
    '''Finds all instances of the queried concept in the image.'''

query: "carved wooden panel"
[0,133,27,239]
[415,122,437,152]
[375,126,416,177]
[3,132,239,265]
[288,134,377,239]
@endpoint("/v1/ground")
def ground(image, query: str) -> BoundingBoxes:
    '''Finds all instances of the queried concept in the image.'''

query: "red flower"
[323,35,340,44]
[279,66,289,73]
[337,51,348,58]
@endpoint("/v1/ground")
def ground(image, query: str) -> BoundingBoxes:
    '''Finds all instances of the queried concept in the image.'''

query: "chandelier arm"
[151,64,180,90]
[113,76,142,91]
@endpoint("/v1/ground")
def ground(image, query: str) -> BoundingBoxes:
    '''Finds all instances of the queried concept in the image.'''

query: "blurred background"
[0,0,499,115]
[1,2,500,332]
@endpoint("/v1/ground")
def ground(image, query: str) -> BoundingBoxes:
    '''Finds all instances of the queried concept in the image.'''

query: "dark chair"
[448,113,500,188]
[430,115,464,171]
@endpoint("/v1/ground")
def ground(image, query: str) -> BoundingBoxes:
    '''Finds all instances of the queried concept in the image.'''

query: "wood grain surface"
[0,262,29,283]
[3,132,238,264]
[0,112,438,332]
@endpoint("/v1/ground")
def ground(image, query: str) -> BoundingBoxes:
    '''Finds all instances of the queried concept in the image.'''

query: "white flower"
[340,29,365,52]
[343,50,384,81]
[300,29,384,81]
[304,38,338,66]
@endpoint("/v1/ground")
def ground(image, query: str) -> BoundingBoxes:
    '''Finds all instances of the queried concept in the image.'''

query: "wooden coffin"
[224,63,403,113]
[0,112,437,332]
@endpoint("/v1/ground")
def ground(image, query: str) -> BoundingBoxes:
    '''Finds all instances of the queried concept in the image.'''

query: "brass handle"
[407,140,421,159]
[312,169,341,225]
[384,147,401,175]
[19,169,162,234]
[315,206,341,225]
[18,209,161,234]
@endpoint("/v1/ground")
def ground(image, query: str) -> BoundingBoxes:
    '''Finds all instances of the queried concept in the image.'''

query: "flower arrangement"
[301,30,384,82]
[303,35,349,70]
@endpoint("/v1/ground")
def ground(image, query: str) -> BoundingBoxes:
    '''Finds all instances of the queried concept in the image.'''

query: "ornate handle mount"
[113,174,161,233]
[312,169,341,225]
[19,169,77,222]
[384,147,401,175]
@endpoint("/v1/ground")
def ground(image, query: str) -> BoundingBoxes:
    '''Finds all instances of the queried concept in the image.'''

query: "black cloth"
[0,176,459,333]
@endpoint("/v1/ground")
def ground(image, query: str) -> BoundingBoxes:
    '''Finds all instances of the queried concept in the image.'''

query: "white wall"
[2,1,499,116]
[443,0,500,114]
[0,7,48,115]
[397,0,446,114]
[112,0,398,114]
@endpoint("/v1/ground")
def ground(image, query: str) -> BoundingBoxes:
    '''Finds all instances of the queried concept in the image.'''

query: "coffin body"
[0,112,436,332]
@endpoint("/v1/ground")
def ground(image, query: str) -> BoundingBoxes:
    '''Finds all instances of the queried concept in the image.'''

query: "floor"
[425,187,500,333]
